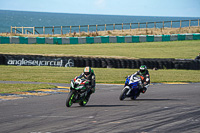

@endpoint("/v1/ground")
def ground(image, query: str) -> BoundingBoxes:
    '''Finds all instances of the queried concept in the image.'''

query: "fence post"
[70,26,72,34]
[61,26,63,35]
[52,26,54,35]
[33,27,35,35]
[163,21,164,29]
[180,20,182,29]
[79,25,81,34]
[146,22,148,29]
[130,23,131,31]
[113,24,115,31]
[171,21,172,28]
[122,23,123,32]
[11,26,12,34]
[96,24,98,32]
[22,27,24,34]
[43,26,45,34]
[189,20,191,29]
[138,22,140,30]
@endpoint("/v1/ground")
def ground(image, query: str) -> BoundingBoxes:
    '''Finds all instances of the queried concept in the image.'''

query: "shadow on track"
[124,98,182,102]
[78,104,137,108]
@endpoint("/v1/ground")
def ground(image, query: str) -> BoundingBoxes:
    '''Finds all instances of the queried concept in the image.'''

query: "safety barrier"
[0,54,199,70]
[0,34,200,44]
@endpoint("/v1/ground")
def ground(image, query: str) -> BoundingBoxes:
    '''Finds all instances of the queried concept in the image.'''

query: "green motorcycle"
[66,77,90,107]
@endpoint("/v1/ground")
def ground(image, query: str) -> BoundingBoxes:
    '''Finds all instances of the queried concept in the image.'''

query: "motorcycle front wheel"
[66,90,75,107]
[119,87,128,101]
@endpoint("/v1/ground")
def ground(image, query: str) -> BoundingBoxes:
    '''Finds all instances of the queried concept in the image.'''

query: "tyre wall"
[0,34,200,44]
[0,54,199,70]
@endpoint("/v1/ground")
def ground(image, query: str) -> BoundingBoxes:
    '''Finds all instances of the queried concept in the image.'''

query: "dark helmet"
[84,66,91,76]
[140,65,147,75]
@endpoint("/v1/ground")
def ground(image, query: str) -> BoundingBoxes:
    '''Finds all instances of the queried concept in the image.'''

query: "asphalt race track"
[0,83,200,133]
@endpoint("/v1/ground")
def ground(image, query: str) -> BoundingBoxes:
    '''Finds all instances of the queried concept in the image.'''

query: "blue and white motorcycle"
[119,74,143,100]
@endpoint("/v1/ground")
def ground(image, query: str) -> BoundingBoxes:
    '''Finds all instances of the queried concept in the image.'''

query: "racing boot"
[85,90,92,101]
[141,87,147,93]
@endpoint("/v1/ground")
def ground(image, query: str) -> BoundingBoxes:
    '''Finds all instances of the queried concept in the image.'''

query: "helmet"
[84,66,91,76]
[140,65,147,75]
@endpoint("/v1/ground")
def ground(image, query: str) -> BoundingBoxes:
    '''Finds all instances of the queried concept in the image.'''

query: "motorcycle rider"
[134,65,150,93]
[78,66,95,101]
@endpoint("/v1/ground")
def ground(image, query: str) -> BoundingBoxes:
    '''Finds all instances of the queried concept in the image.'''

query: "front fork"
[126,88,132,95]
[123,86,131,96]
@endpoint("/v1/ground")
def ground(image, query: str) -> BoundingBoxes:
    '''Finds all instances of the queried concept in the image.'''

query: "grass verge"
[0,83,56,94]
[0,65,200,84]
[0,40,200,59]
[0,65,200,93]
[0,40,200,93]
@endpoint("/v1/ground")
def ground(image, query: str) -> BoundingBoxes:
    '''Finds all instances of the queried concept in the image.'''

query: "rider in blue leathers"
[134,65,150,93]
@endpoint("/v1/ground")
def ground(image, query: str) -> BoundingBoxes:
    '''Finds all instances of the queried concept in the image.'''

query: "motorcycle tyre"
[79,100,88,106]
[66,90,75,107]
[119,87,128,101]
[131,96,137,100]
[131,91,140,100]
[79,93,91,106]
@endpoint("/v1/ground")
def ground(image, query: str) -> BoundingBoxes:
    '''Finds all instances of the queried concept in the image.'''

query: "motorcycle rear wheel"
[119,88,128,101]
[66,90,75,107]
[79,100,88,106]
[131,91,140,100]
[79,93,91,106]
[131,96,137,100]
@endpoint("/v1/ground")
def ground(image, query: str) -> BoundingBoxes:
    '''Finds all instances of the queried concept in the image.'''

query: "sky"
[0,0,200,17]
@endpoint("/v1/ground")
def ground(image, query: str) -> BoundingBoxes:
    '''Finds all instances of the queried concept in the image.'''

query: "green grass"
[0,40,200,93]
[0,83,56,94]
[0,66,200,85]
[0,40,200,59]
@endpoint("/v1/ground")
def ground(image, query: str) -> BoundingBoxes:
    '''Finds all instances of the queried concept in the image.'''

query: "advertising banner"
[1,54,74,67]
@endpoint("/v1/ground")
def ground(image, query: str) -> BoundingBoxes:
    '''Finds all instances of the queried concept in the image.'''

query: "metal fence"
[11,19,200,35]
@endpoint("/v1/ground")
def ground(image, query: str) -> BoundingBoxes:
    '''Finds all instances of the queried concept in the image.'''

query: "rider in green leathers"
[78,66,95,101]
